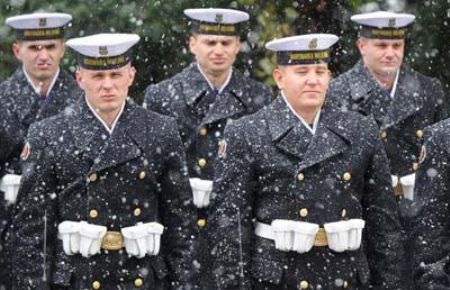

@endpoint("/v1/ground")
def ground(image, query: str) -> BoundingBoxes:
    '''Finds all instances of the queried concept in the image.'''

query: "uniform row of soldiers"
[0,6,448,290]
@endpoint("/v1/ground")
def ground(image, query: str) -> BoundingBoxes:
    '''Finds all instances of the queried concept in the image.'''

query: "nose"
[101,76,114,90]
[305,72,319,85]
[384,46,396,58]
[37,47,50,60]
[213,43,225,55]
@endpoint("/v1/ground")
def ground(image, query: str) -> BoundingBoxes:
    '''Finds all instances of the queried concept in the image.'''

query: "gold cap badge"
[215,13,223,23]
[39,18,47,27]
[388,18,396,27]
[99,46,108,56]
[308,38,318,49]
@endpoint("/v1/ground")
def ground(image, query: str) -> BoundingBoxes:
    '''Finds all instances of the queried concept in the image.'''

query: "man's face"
[273,63,331,112]
[76,64,136,115]
[357,38,405,77]
[189,34,240,76]
[12,39,65,81]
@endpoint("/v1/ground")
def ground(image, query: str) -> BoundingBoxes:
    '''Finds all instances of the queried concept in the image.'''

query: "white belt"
[58,221,164,258]
[255,219,365,253]
[0,174,22,204]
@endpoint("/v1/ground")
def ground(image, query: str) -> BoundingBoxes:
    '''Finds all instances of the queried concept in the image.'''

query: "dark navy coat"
[208,96,404,290]
[144,63,273,180]
[0,68,81,175]
[327,61,447,177]
[0,68,81,289]
[327,60,448,289]
[144,62,273,288]
[412,119,450,289]
[12,98,197,290]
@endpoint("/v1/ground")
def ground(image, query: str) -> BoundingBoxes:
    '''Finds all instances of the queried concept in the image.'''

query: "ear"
[356,38,365,56]
[12,42,21,60]
[233,37,241,54]
[188,35,197,54]
[75,69,84,90]
[127,66,136,86]
[59,40,66,58]
[272,67,285,90]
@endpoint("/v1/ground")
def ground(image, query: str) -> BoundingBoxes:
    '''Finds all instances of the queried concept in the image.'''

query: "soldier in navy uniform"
[143,8,273,289]
[0,12,81,289]
[208,34,404,289]
[326,11,448,289]
[12,33,197,289]
[412,121,450,289]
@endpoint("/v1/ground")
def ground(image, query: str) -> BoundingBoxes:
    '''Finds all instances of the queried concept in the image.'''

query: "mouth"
[211,58,226,65]
[101,94,116,101]
[37,63,51,69]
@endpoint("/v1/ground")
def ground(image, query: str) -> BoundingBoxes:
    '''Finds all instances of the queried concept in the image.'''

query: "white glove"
[324,220,350,252]
[58,221,81,255]
[391,175,398,188]
[122,222,164,258]
[290,221,320,254]
[324,219,365,252]
[78,221,107,258]
[400,173,416,201]
[0,174,22,204]
[189,178,213,208]
[347,219,365,251]
[271,220,294,252]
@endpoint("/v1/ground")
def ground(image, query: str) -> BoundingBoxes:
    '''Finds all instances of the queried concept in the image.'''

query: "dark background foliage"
[0,0,446,103]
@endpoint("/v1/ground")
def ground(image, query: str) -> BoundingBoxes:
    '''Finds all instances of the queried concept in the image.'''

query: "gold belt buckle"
[314,228,328,247]
[394,182,404,197]
[101,231,124,250]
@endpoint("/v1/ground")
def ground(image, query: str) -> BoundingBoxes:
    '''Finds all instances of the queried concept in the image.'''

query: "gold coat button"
[134,278,144,287]
[89,209,98,218]
[133,208,142,217]
[199,128,208,136]
[380,130,387,139]
[416,129,424,139]
[198,158,207,168]
[197,218,206,228]
[89,172,98,182]
[343,280,349,288]
[92,281,101,289]
[412,162,419,171]
[138,171,146,180]
[299,280,309,289]
[297,172,305,181]
[343,172,352,181]
[299,208,308,218]
[341,209,347,218]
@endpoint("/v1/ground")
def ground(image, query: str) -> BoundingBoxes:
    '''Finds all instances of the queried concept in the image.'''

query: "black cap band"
[360,25,408,39]
[276,50,330,65]
[189,19,241,36]
[78,50,132,70]
[15,27,65,41]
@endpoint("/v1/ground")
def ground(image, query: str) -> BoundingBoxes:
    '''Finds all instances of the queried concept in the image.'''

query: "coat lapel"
[182,64,211,115]
[267,98,350,167]
[66,98,108,164]
[267,97,312,159]
[37,70,80,120]
[11,69,40,125]
[348,61,395,129]
[67,99,143,172]
[89,101,143,173]
[298,108,350,171]
[390,68,424,125]
[201,72,248,126]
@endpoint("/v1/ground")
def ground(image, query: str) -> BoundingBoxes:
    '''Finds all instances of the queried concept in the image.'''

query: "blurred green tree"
[2,0,431,104]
